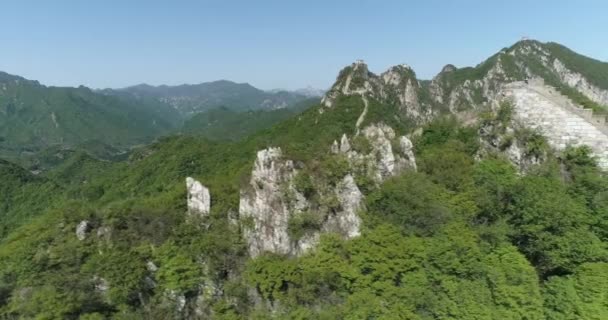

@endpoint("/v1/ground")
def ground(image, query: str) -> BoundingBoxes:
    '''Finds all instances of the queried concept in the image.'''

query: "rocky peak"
[322,61,433,122]
[186,177,211,216]
[239,147,307,257]
[321,60,378,107]
[239,126,418,258]
[440,64,457,73]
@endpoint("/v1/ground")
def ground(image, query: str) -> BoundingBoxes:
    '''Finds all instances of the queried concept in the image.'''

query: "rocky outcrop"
[239,146,377,257]
[334,123,417,182]
[76,220,91,241]
[240,126,416,257]
[479,120,544,172]
[340,134,351,153]
[429,54,522,113]
[239,148,308,257]
[552,59,608,106]
[93,276,109,294]
[186,177,211,216]
[321,60,376,108]
[321,60,433,122]
[324,175,362,238]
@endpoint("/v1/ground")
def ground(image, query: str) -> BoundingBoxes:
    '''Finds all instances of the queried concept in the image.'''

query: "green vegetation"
[1,41,608,319]
[545,42,608,90]
[287,211,323,241]
[244,116,608,319]
[117,80,315,116]
[2,104,606,318]
[181,98,318,141]
[0,75,180,161]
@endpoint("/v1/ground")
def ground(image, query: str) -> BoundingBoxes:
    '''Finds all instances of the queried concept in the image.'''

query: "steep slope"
[0,40,607,319]
[427,40,608,167]
[0,159,62,237]
[114,80,314,117]
[428,40,608,111]
[322,60,436,124]
[0,72,181,160]
[181,98,318,141]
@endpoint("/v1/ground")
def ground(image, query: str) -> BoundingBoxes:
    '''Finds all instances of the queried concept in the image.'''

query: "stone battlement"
[503,79,608,168]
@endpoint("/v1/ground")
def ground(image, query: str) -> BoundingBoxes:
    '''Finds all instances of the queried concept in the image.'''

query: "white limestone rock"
[340,134,351,153]
[239,147,302,257]
[552,59,608,106]
[146,261,159,272]
[322,60,376,108]
[362,124,396,179]
[96,226,112,242]
[186,177,211,216]
[240,147,373,257]
[321,61,433,123]
[336,124,417,183]
[166,290,187,313]
[76,220,91,241]
[324,175,362,238]
[398,136,417,171]
[331,140,339,154]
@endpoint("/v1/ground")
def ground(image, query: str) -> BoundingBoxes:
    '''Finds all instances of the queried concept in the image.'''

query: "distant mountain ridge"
[2,39,608,319]
[111,79,316,117]
[0,72,181,161]
[181,97,319,141]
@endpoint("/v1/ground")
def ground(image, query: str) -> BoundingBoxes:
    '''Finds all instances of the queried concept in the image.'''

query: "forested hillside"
[0,40,607,319]
[0,72,180,161]
[181,98,319,141]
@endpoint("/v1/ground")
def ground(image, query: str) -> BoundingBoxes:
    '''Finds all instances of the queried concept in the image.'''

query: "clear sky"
[1,0,606,90]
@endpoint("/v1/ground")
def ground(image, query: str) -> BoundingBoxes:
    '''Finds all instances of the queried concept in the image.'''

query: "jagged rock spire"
[186,177,211,216]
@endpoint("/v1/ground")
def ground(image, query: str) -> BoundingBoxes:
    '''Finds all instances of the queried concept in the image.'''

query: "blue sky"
[1,0,606,90]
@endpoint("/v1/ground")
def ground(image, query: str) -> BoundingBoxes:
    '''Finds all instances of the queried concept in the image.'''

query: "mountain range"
[1,39,608,319]
[107,80,317,116]
[0,75,319,161]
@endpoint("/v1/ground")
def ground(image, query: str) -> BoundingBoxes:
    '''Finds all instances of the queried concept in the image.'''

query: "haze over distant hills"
[107,80,318,117]
[0,74,320,161]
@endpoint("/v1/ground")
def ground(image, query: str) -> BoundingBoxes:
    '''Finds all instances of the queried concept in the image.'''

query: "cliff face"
[238,125,417,257]
[197,40,608,259]
[238,147,311,257]
[186,177,211,216]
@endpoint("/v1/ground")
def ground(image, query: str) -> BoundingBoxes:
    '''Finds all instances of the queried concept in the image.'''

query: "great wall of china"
[502,78,608,168]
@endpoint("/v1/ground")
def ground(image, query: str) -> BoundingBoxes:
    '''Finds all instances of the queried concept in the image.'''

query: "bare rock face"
[337,123,417,183]
[399,136,417,171]
[479,121,544,172]
[321,60,433,123]
[324,174,362,238]
[76,220,91,241]
[239,147,373,257]
[231,123,415,258]
[93,276,109,295]
[186,177,211,216]
[239,147,305,257]
[362,124,397,179]
[340,134,351,153]
[552,59,608,106]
